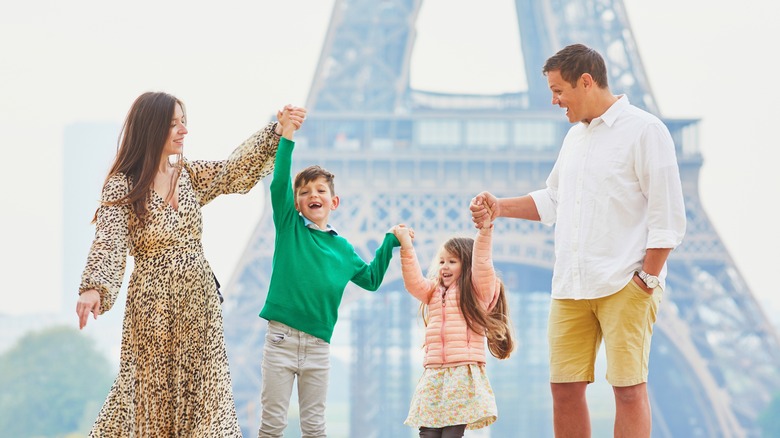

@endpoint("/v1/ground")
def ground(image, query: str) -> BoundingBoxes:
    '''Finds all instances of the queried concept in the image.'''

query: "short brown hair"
[543,43,609,89]
[294,165,336,195]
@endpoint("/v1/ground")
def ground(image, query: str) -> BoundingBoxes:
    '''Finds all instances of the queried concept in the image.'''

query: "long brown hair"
[423,236,515,360]
[93,92,184,224]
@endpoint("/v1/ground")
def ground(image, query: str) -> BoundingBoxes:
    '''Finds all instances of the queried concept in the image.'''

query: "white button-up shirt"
[530,95,686,299]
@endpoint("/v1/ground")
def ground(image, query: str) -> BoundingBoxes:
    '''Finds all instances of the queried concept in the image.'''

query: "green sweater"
[259,138,400,343]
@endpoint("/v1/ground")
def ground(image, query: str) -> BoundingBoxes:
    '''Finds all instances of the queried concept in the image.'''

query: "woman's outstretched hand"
[276,105,307,139]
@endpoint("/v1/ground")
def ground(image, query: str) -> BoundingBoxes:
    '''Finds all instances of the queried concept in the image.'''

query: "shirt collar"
[300,213,338,235]
[595,94,629,128]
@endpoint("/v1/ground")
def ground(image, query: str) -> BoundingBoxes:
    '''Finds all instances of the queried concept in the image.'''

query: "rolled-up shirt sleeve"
[638,123,686,249]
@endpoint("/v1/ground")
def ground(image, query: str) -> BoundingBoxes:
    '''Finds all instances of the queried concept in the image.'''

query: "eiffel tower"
[222,0,780,436]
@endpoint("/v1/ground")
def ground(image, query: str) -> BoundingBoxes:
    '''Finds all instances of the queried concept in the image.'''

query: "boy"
[258,116,401,438]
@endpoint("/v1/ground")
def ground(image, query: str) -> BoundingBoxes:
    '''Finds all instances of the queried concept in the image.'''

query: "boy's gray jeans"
[258,320,330,438]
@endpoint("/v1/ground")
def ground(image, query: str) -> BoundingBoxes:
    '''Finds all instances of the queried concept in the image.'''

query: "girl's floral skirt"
[404,363,497,430]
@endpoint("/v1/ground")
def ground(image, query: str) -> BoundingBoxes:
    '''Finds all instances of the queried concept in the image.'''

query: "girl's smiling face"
[438,249,462,289]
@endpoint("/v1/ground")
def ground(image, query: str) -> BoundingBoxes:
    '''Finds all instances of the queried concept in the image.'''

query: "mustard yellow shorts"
[548,279,663,387]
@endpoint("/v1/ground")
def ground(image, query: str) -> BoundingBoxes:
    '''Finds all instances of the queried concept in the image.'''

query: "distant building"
[1,122,123,360]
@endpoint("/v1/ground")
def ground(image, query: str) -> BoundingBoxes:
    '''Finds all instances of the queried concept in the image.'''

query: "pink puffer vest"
[400,227,500,367]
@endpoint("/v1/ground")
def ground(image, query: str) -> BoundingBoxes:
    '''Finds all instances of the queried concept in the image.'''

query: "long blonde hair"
[421,236,514,359]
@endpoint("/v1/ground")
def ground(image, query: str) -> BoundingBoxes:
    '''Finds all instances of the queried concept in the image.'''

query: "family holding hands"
[76,43,685,438]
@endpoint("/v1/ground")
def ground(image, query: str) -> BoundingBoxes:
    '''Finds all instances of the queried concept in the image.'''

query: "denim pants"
[258,321,330,438]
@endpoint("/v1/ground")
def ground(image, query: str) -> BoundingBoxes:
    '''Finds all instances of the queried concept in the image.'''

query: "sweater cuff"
[385,232,401,247]
[279,136,295,150]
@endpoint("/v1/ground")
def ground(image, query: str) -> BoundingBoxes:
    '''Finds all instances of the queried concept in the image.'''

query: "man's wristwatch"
[636,270,660,289]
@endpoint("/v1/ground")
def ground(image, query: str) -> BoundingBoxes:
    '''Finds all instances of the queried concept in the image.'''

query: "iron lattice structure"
[223,0,780,436]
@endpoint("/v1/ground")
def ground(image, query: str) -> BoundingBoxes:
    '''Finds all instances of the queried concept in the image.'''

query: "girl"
[393,216,514,438]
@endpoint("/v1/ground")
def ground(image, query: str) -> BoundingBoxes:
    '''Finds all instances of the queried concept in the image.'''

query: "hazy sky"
[1,0,778,328]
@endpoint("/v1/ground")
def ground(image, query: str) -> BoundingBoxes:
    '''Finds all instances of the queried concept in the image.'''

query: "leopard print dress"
[79,122,280,437]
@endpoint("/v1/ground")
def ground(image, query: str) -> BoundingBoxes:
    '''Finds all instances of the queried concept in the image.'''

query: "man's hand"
[470,192,499,229]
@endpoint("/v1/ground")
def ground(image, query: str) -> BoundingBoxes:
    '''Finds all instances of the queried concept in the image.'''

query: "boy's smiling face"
[295,176,339,230]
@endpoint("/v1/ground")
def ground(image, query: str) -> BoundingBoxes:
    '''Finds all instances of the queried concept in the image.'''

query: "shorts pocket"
[626,278,653,297]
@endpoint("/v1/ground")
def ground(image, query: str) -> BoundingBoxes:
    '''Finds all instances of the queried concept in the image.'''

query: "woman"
[75,91,305,436]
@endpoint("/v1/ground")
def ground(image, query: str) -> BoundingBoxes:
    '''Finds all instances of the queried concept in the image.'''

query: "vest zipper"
[440,289,447,362]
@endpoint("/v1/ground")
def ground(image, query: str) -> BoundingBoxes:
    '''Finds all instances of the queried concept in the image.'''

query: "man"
[470,43,686,437]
